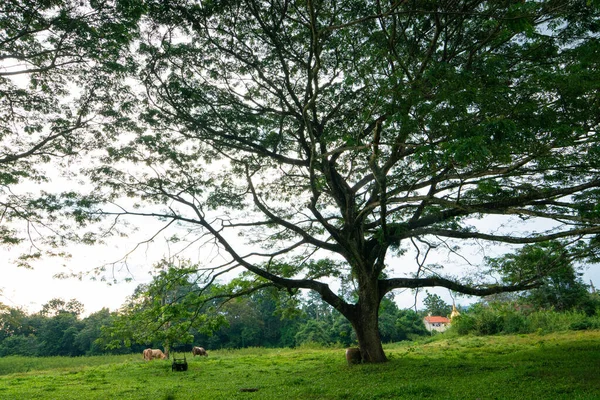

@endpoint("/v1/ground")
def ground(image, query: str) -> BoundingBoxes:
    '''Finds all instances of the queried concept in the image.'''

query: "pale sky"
[2,225,599,316]
[0,238,152,316]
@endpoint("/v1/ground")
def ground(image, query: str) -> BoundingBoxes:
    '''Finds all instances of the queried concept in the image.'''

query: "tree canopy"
[4,0,600,362]
[0,0,141,263]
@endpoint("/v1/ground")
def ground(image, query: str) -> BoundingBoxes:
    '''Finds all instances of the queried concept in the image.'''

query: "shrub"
[449,314,477,335]
[449,302,599,337]
[0,335,38,357]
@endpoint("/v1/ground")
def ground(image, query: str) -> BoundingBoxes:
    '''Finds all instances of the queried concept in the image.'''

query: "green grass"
[1,330,599,399]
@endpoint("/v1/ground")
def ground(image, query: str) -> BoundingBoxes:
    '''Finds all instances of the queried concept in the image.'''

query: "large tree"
[86,0,600,362]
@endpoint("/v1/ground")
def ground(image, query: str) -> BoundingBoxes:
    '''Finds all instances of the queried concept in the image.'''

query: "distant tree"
[395,309,429,340]
[74,308,114,355]
[0,303,27,342]
[248,288,302,348]
[487,241,595,313]
[0,303,41,356]
[295,319,331,346]
[38,312,82,356]
[216,297,264,348]
[378,296,404,343]
[328,314,355,347]
[302,291,329,321]
[526,266,592,314]
[423,292,452,317]
[0,334,38,357]
[40,298,84,317]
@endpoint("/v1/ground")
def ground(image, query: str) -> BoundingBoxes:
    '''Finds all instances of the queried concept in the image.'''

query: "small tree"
[102,260,228,353]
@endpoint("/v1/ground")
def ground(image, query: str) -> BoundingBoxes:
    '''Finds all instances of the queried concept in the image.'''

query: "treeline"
[0,299,117,357]
[0,291,428,357]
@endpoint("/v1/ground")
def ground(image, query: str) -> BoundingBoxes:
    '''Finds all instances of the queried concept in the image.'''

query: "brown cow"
[144,348,167,360]
[345,347,362,365]
[192,346,208,357]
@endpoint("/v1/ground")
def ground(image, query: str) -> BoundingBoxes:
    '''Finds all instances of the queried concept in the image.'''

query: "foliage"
[74,308,114,356]
[526,266,593,314]
[487,241,599,313]
[100,259,227,352]
[40,298,85,317]
[395,309,429,341]
[0,0,142,259]
[0,300,121,357]
[450,299,600,336]
[1,331,600,399]
[201,287,304,349]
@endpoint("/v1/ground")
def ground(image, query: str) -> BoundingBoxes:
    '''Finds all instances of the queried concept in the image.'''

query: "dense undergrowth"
[448,304,600,337]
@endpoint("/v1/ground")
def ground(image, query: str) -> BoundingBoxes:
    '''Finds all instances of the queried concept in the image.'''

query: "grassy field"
[0,330,599,399]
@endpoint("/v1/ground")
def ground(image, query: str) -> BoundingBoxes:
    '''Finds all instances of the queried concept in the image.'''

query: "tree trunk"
[164,341,170,359]
[350,286,387,363]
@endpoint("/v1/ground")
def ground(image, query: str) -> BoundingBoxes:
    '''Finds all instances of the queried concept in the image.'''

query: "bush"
[473,308,503,335]
[450,302,599,336]
[0,335,38,357]
[527,310,590,333]
[501,311,529,334]
[450,314,477,335]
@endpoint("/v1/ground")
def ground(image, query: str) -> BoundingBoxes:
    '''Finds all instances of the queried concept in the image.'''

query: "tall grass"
[1,330,599,399]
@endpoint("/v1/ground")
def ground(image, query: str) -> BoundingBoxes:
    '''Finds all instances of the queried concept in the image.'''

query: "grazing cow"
[144,348,167,360]
[345,347,362,365]
[192,346,208,357]
[151,349,168,359]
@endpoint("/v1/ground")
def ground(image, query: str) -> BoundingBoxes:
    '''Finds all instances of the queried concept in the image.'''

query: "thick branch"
[380,276,539,297]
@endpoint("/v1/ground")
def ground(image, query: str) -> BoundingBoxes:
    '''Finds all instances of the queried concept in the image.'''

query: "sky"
[0,236,152,316]
[2,221,599,317]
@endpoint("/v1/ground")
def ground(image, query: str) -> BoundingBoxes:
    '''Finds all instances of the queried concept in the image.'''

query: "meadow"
[0,330,599,399]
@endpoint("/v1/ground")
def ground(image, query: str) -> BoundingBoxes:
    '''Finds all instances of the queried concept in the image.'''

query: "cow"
[192,346,208,357]
[143,348,152,361]
[345,347,362,365]
[144,348,167,360]
[151,349,168,359]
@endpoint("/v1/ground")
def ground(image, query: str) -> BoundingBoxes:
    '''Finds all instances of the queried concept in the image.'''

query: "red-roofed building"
[423,315,451,333]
